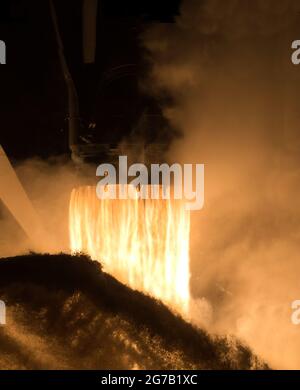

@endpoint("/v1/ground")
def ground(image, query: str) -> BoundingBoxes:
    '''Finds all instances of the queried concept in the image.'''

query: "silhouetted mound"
[0,254,268,369]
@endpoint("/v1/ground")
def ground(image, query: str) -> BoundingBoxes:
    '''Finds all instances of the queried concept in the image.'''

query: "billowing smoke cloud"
[143,0,300,369]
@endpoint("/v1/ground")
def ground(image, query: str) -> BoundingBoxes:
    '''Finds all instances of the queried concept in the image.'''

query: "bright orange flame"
[69,185,190,314]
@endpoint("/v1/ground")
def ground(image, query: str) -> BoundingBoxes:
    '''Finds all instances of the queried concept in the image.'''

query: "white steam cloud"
[143,0,300,369]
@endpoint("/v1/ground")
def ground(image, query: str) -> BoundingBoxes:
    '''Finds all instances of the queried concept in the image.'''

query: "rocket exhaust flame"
[69,185,190,314]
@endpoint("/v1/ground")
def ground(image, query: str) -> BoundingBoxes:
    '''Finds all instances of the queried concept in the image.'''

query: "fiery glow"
[69,185,190,314]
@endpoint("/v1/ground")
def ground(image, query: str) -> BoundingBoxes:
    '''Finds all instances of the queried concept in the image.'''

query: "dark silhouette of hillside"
[0,253,268,369]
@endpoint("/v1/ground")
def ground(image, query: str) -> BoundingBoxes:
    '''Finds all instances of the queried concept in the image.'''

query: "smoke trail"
[143,0,300,369]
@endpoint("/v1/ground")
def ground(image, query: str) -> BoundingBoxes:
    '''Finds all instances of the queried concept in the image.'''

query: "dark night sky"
[0,0,180,160]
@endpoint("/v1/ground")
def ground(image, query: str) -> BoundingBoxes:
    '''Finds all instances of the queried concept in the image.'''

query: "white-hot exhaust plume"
[69,185,190,314]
